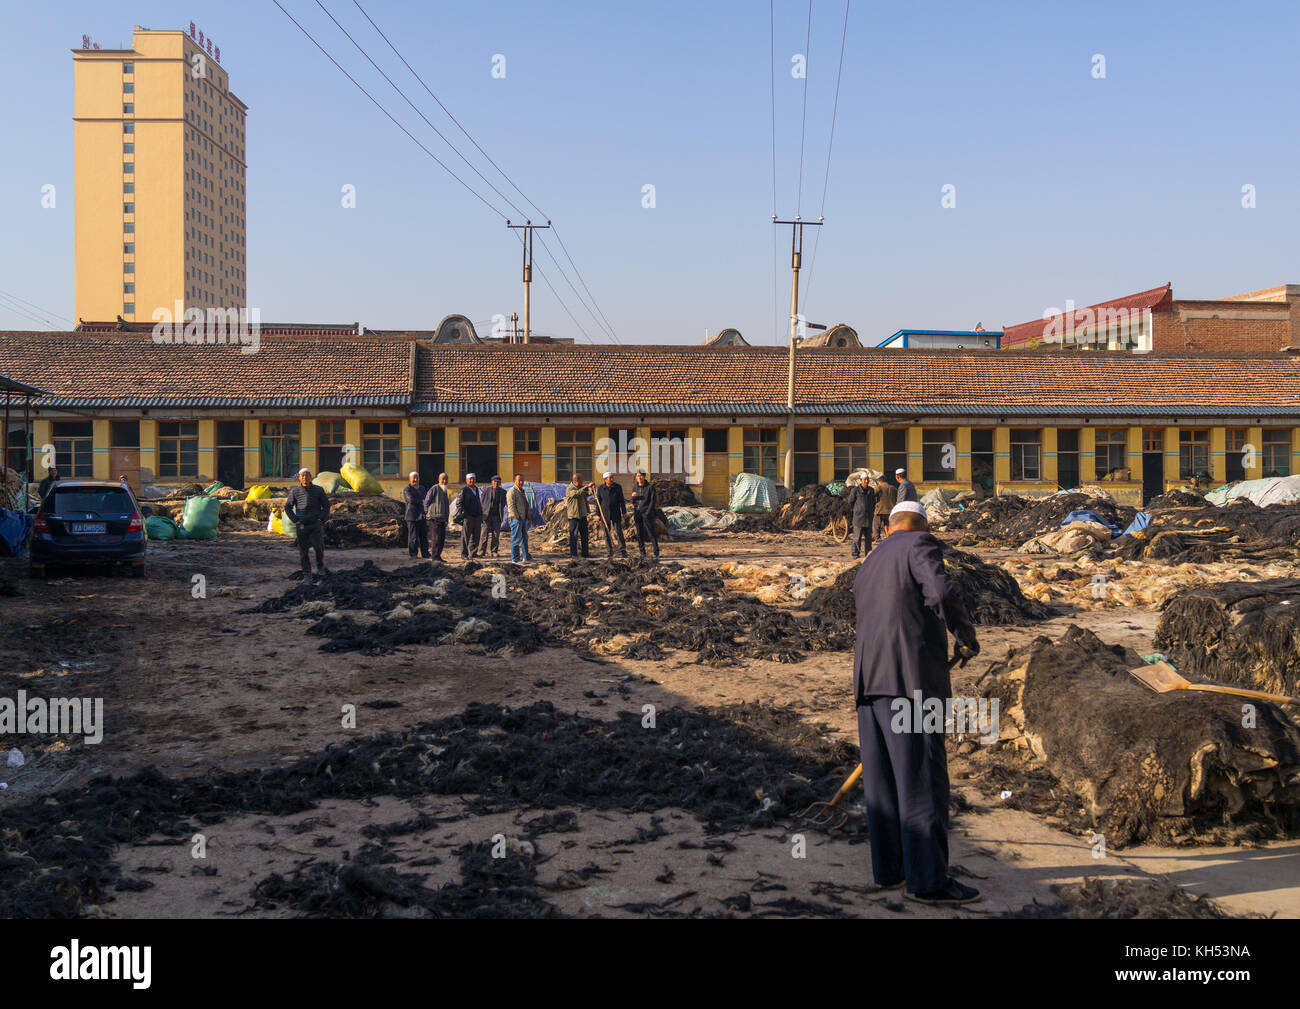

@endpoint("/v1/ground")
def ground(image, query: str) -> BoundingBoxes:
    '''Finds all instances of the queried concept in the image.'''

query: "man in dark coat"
[595,472,628,559]
[895,468,918,504]
[873,478,896,543]
[851,501,980,905]
[476,475,508,557]
[845,473,877,559]
[284,467,331,579]
[630,470,659,559]
[423,473,450,561]
[38,465,60,502]
[458,473,483,560]
[403,471,430,559]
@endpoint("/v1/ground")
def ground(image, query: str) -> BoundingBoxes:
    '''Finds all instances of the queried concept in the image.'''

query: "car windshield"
[49,489,134,514]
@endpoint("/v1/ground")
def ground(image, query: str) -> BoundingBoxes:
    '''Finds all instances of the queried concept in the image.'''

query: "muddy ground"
[2,527,1298,919]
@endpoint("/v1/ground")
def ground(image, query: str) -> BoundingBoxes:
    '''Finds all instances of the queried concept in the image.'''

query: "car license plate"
[72,522,106,534]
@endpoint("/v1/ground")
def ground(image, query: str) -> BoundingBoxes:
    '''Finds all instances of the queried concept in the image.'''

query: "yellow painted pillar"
[1041,427,1058,484]
[1210,427,1227,484]
[300,419,317,472]
[818,426,834,483]
[727,425,744,477]
[197,420,215,481]
[868,427,883,474]
[1164,426,1181,483]
[92,419,110,479]
[400,420,418,478]
[1246,426,1264,479]
[138,419,157,483]
[446,426,462,482]
[33,420,51,475]
[1126,426,1143,478]
[497,425,514,482]
[344,419,363,473]
[1079,427,1096,483]
[906,426,922,480]
[955,427,971,483]
[244,419,260,479]
[687,425,704,486]
[1291,427,1300,478]
[994,427,1010,483]
[592,426,610,477]
[776,425,787,469]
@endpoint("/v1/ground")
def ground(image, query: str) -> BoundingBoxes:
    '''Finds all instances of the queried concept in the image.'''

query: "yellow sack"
[246,484,272,501]
[269,509,284,534]
[340,461,383,495]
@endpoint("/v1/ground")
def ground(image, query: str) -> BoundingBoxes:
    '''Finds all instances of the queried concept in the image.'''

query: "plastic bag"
[177,495,220,540]
[340,462,383,495]
[313,471,348,494]
[204,480,226,495]
[245,484,272,501]
[144,515,179,540]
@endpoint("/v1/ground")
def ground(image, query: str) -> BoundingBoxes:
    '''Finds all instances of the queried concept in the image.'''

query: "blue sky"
[2,0,1296,343]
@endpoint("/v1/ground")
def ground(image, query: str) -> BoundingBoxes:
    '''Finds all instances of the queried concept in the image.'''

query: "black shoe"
[905,879,981,905]
[316,566,330,577]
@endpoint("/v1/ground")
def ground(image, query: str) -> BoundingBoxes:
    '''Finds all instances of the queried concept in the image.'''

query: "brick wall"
[1153,300,1294,352]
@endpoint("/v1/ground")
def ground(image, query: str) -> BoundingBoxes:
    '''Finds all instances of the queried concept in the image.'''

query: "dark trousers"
[851,523,870,558]
[568,516,589,556]
[477,514,502,555]
[407,518,429,557]
[633,513,659,556]
[461,516,481,558]
[872,514,888,542]
[295,522,325,573]
[429,519,447,560]
[857,697,950,893]
[601,514,627,557]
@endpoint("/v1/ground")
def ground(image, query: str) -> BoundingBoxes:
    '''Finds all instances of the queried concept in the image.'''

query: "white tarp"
[1205,477,1300,508]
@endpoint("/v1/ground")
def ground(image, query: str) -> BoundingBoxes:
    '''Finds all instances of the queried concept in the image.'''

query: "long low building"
[2,329,1299,506]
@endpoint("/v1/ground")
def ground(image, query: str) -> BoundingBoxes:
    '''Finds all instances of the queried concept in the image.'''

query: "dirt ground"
[2,526,1298,919]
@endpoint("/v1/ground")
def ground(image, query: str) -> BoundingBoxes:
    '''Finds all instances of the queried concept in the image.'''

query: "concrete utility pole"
[773,215,823,490]
[506,220,550,344]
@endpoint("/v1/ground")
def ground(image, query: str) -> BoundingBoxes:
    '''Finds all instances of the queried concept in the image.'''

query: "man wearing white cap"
[851,499,981,905]
[403,471,430,559]
[423,473,450,561]
[595,472,628,560]
[895,468,918,504]
[283,467,331,579]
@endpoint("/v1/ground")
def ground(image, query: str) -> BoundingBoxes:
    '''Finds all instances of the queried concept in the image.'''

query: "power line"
[802,0,850,314]
[0,292,63,330]
[350,0,622,343]
[0,288,73,329]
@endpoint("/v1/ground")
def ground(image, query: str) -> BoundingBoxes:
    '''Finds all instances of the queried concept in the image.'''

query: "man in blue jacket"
[852,500,980,905]
[458,473,483,560]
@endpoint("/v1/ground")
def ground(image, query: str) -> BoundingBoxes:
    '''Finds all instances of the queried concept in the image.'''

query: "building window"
[123,243,134,253]
[1179,429,1210,480]
[124,182,134,193]
[922,428,957,481]
[514,428,540,454]
[362,421,401,476]
[259,421,301,478]
[123,82,134,93]
[123,103,134,114]
[124,222,134,233]
[124,123,134,134]
[123,303,134,313]
[1010,429,1041,481]
[158,422,199,478]
[123,283,134,293]
[1057,428,1080,489]
[555,428,594,481]
[123,62,134,73]
[1095,428,1127,478]
[124,203,134,213]
[124,162,133,174]
[124,263,134,274]
[742,427,779,480]
[1226,427,1247,482]
[833,429,867,479]
[1263,428,1291,477]
[52,421,94,477]
[882,429,908,478]
[417,428,445,483]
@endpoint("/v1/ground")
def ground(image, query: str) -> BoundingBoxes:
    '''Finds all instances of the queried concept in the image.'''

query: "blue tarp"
[524,482,567,528]
[1062,508,1119,536]
[1121,511,1152,537]
[0,507,34,557]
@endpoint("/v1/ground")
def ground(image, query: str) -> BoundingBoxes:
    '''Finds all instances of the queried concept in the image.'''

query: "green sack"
[280,509,298,538]
[144,515,178,541]
[312,471,347,494]
[204,480,226,495]
[177,495,221,540]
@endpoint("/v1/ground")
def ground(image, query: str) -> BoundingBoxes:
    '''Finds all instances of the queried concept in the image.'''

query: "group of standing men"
[845,467,918,559]
[563,470,660,560]
[400,469,661,563]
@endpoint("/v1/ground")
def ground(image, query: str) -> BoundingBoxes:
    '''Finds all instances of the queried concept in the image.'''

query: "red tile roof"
[1002,284,1174,347]
[0,331,413,406]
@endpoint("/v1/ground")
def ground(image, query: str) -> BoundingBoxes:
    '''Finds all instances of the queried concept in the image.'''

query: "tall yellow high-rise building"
[73,25,247,323]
